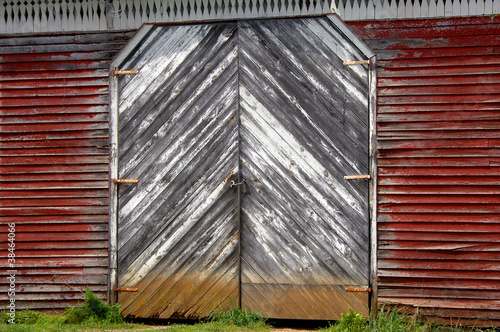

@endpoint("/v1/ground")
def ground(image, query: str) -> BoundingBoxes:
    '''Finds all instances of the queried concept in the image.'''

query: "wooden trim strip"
[368,55,379,316]
[108,66,119,305]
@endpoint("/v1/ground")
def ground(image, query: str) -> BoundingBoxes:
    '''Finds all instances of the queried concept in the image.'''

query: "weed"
[326,308,366,332]
[208,307,268,329]
[65,288,123,324]
[368,306,429,332]
[320,307,500,332]
[0,288,127,331]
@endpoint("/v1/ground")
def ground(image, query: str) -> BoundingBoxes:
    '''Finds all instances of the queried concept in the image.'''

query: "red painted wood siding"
[0,31,132,311]
[349,16,500,326]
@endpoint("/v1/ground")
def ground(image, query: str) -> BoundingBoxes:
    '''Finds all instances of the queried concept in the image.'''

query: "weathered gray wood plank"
[238,62,369,202]
[117,80,239,252]
[117,23,240,319]
[240,119,369,283]
[238,24,369,175]
[239,18,370,319]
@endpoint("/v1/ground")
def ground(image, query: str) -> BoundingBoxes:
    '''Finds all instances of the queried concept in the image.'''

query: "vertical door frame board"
[368,56,378,314]
[108,64,119,305]
[236,22,243,309]
[108,25,154,304]
[327,14,378,315]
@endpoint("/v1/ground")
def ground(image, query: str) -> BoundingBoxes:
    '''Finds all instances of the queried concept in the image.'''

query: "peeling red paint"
[0,30,132,311]
[350,16,500,326]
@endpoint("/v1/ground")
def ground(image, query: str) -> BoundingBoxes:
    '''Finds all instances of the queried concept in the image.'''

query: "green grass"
[208,307,269,330]
[2,296,498,332]
[0,294,269,332]
[0,288,147,332]
[167,321,265,332]
[319,307,499,332]
[167,307,270,332]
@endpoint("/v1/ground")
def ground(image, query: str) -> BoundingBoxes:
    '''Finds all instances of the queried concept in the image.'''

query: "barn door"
[111,17,372,320]
[114,23,241,319]
[238,19,370,319]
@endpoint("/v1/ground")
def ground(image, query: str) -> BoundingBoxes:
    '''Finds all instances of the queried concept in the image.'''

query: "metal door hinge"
[113,287,138,292]
[113,179,139,184]
[114,70,139,75]
[345,286,372,292]
[344,175,371,180]
[343,60,371,66]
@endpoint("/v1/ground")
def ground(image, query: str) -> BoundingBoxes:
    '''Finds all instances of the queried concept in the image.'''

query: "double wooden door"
[114,17,371,320]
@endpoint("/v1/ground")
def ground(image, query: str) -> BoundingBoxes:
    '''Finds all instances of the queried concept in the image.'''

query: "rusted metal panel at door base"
[349,16,500,326]
[115,24,240,319]
[0,31,133,311]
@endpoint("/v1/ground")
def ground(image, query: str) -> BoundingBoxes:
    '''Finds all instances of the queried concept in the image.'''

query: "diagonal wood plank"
[239,17,370,320]
[115,17,371,321]
[117,22,240,319]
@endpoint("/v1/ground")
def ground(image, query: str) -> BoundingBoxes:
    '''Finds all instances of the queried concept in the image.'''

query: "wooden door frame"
[108,25,154,305]
[108,15,378,316]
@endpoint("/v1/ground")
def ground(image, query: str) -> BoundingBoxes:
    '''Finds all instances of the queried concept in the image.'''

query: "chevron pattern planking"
[113,17,372,320]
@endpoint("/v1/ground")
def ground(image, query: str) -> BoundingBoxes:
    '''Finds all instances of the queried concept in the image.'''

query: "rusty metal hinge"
[345,286,372,292]
[344,175,371,180]
[343,60,371,66]
[114,70,139,75]
[113,179,139,184]
[113,287,138,292]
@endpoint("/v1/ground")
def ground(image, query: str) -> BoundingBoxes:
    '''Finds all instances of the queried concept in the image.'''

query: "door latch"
[230,179,246,188]
[230,179,248,193]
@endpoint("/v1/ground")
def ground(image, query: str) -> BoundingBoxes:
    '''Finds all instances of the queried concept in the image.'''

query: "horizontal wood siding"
[349,16,500,326]
[0,31,132,310]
